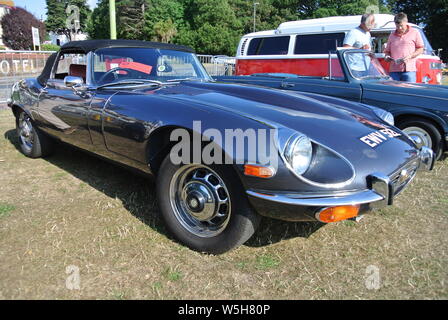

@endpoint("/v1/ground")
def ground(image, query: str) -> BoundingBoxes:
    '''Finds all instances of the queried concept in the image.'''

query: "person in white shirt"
[343,14,376,77]
[343,13,375,50]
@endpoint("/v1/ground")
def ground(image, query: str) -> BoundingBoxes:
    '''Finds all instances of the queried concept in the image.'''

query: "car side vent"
[240,38,249,56]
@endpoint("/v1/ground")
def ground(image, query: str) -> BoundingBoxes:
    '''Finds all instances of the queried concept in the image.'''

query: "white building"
[50,31,88,47]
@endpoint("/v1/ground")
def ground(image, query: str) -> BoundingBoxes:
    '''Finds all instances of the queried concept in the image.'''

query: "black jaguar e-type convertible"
[7,40,434,254]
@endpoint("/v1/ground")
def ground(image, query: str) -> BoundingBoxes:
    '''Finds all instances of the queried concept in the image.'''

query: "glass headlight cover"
[284,134,313,175]
[373,108,394,126]
[359,103,395,126]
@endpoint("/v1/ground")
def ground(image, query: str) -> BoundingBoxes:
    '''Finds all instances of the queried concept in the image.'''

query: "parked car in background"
[8,40,433,254]
[211,55,236,65]
[217,49,448,159]
[235,14,444,85]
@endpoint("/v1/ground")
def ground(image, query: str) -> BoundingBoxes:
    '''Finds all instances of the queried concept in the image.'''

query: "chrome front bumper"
[247,188,385,207]
[418,146,435,171]
[247,148,434,221]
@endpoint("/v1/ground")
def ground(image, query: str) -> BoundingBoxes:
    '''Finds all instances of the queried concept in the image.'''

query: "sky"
[13,0,98,20]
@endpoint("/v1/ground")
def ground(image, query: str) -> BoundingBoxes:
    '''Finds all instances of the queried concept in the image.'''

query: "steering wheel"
[98,67,135,83]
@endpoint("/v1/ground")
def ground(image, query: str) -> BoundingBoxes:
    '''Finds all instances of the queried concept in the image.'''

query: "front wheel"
[16,110,53,158]
[397,118,443,160]
[156,156,260,254]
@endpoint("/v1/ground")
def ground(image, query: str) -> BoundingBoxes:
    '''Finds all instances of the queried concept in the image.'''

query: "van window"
[294,33,345,54]
[371,31,390,53]
[247,36,290,55]
[372,27,434,55]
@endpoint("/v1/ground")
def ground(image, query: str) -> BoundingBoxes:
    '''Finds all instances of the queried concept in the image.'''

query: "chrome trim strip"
[279,134,356,189]
[222,79,360,92]
[246,189,384,207]
[364,88,448,102]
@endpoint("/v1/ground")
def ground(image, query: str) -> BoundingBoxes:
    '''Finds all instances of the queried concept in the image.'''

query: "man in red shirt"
[383,12,424,83]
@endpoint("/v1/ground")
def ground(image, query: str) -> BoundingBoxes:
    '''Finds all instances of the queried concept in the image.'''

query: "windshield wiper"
[166,77,201,82]
[97,79,166,89]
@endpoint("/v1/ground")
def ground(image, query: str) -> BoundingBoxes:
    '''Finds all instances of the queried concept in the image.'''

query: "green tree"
[144,0,185,42]
[117,0,147,39]
[86,0,110,39]
[180,0,243,55]
[1,7,46,50]
[228,0,298,35]
[152,19,178,42]
[89,0,181,41]
[312,0,390,18]
[45,0,66,34]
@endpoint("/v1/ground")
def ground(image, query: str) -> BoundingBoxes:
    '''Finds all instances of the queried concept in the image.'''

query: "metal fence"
[197,54,236,77]
[0,51,235,103]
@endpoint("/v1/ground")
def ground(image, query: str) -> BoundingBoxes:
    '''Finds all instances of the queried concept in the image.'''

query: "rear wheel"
[397,118,443,160]
[156,155,260,254]
[16,110,53,158]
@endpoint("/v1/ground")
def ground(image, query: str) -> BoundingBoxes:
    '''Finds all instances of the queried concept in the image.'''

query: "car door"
[216,55,363,102]
[86,46,160,173]
[37,52,93,148]
[279,77,362,102]
[279,54,363,102]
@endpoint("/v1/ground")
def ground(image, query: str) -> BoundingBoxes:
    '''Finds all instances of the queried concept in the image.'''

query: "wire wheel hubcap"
[169,165,231,238]
[18,113,34,153]
[403,126,432,149]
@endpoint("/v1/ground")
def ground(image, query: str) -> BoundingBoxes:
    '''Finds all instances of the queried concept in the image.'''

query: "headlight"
[373,108,394,126]
[284,134,313,175]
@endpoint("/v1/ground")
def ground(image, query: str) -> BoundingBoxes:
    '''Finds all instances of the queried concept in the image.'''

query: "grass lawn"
[0,109,447,299]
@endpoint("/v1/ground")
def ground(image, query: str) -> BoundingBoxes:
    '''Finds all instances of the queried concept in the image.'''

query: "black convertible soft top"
[61,39,195,53]
[37,52,58,86]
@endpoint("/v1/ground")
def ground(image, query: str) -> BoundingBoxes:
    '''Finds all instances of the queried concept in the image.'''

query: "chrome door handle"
[281,82,295,88]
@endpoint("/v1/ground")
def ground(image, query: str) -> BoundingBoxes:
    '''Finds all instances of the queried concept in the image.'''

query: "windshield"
[413,26,434,55]
[343,51,390,80]
[92,47,212,85]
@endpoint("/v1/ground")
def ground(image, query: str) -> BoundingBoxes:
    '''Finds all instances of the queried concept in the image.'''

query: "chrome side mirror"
[64,76,84,88]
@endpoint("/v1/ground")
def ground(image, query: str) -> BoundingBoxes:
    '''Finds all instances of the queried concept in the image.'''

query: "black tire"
[15,110,53,158]
[397,118,443,160]
[156,155,260,254]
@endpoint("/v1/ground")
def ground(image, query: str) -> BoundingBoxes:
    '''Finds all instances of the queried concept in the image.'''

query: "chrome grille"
[390,159,419,196]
